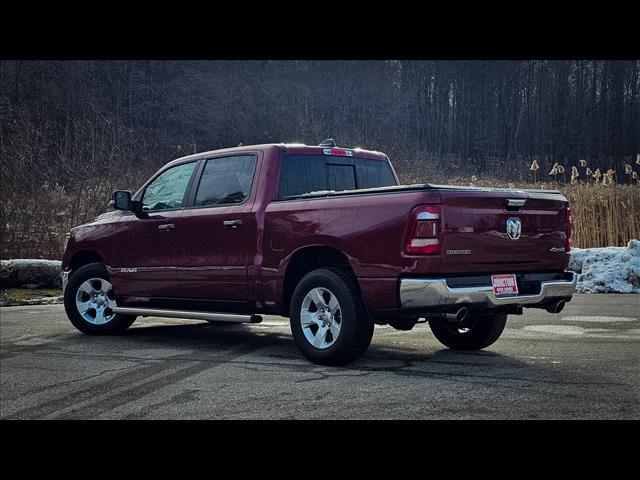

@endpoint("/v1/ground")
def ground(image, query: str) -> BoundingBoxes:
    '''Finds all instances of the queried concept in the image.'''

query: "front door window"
[142,162,196,212]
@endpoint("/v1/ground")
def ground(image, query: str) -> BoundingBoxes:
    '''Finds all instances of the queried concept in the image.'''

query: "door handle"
[158,223,175,231]
[223,219,243,228]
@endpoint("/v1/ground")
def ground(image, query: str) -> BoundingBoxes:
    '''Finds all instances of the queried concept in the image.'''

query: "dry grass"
[562,183,639,248]
[1,160,638,259]
[1,288,62,301]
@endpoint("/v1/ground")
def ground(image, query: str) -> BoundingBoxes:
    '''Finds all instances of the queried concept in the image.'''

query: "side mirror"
[111,191,147,218]
[111,190,132,210]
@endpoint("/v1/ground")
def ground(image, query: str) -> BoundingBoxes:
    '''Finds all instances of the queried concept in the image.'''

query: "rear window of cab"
[278,154,397,199]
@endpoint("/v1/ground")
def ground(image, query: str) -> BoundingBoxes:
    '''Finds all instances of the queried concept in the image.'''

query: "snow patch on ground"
[569,240,640,293]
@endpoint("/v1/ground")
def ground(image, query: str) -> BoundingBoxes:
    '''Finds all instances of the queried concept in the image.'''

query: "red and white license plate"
[491,274,519,296]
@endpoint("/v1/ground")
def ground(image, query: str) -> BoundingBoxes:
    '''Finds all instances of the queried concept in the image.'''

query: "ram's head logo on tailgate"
[506,218,522,240]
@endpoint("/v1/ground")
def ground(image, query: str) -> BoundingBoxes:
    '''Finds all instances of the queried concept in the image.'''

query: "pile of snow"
[569,240,640,293]
[0,259,62,289]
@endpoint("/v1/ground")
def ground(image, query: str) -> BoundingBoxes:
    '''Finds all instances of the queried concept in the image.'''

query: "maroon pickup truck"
[61,139,577,365]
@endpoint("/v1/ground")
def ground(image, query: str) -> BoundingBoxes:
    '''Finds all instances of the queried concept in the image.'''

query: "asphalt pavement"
[1,294,638,419]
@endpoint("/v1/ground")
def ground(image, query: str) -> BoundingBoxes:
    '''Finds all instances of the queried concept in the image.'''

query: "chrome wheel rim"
[75,278,117,325]
[300,287,342,349]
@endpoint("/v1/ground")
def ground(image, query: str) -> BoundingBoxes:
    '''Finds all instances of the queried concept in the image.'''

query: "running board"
[112,307,262,324]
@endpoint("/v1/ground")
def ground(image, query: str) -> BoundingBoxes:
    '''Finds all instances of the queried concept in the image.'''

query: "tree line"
[1,60,639,258]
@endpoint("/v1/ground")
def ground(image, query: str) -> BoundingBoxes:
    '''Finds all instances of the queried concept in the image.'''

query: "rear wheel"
[64,262,136,335]
[290,268,373,366]
[428,311,507,350]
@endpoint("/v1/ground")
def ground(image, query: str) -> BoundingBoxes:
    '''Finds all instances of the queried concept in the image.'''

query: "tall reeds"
[398,156,640,249]
[561,183,639,248]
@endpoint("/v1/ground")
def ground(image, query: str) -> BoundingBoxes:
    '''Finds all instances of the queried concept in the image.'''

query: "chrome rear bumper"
[399,272,577,309]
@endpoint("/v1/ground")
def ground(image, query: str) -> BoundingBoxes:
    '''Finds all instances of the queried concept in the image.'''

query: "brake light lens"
[404,205,441,255]
[566,206,573,252]
[322,148,353,157]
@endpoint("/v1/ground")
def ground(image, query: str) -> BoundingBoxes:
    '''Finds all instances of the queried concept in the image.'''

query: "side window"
[194,155,257,207]
[142,162,196,212]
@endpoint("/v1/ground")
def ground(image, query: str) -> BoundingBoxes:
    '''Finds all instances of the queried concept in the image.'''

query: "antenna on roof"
[319,138,336,147]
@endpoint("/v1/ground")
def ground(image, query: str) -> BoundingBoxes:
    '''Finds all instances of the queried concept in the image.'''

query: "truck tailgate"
[438,188,570,274]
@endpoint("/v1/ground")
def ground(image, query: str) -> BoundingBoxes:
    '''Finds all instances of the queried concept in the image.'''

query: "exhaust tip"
[546,300,566,314]
[456,307,469,322]
[445,307,469,322]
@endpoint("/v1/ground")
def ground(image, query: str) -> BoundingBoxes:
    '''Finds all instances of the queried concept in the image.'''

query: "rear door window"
[194,155,257,207]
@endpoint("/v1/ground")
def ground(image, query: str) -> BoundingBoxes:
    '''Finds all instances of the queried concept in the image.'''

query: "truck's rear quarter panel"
[263,190,442,312]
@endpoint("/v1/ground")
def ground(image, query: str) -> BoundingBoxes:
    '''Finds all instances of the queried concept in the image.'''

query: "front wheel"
[290,268,374,366]
[64,262,136,335]
[428,311,507,350]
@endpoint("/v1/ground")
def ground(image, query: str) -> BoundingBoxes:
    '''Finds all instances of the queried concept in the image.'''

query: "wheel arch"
[68,250,104,272]
[281,245,364,317]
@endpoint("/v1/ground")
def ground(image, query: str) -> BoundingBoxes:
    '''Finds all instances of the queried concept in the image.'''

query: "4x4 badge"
[506,218,521,240]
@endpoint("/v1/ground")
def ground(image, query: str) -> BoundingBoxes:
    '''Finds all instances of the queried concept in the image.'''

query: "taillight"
[404,205,441,255]
[566,206,573,252]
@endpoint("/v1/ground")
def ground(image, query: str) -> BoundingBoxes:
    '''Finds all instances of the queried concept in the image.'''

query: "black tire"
[64,262,136,335]
[428,311,507,350]
[290,268,374,366]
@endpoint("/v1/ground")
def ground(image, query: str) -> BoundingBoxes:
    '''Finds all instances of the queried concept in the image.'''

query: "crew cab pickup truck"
[61,139,577,365]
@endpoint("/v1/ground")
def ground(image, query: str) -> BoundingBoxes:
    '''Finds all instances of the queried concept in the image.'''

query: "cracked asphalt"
[1,294,638,419]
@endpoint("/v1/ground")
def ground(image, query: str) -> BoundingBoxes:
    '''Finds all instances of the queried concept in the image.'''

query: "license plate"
[491,274,519,296]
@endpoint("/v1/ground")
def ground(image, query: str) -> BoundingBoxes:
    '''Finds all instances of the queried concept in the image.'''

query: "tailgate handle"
[506,198,526,209]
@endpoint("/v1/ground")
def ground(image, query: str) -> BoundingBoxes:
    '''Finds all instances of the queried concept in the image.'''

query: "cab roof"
[164,142,389,169]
